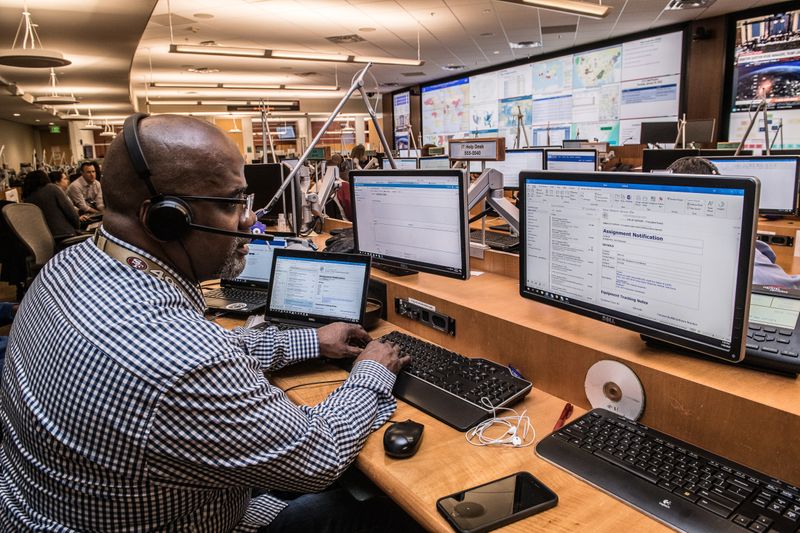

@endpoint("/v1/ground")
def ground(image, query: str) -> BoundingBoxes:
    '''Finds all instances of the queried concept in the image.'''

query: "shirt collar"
[95,226,206,312]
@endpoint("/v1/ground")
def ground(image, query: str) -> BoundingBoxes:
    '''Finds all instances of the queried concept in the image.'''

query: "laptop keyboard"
[204,287,265,305]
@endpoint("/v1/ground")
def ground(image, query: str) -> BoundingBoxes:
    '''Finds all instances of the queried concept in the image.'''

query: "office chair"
[1,203,91,299]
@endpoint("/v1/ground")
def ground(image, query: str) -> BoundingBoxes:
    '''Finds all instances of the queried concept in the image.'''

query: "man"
[66,160,104,214]
[1,115,413,531]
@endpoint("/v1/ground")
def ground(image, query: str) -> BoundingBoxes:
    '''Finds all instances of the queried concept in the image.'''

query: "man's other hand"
[355,340,411,375]
[317,322,371,359]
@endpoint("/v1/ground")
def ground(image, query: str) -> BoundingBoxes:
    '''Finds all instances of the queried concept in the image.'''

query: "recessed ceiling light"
[665,0,716,9]
[186,66,220,73]
[193,13,214,19]
[35,119,40,122]
[359,27,376,32]
[510,41,542,49]
[48,122,54,125]
[442,64,465,71]
[493,50,500,55]
[12,113,20,117]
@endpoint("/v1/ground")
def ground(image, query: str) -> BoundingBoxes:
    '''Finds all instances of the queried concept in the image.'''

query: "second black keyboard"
[203,287,265,304]
[469,229,519,252]
[537,408,800,532]
[380,331,532,431]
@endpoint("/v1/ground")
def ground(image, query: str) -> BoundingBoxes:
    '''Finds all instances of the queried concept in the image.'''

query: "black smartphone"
[436,471,558,533]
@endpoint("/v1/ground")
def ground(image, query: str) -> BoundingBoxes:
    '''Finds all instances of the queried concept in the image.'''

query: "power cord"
[465,397,536,448]
[282,379,345,393]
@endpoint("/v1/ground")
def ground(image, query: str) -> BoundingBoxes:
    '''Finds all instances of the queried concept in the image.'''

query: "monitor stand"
[373,261,418,277]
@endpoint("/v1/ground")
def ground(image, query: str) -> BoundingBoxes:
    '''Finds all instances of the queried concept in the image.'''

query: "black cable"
[468,209,493,224]
[282,379,345,393]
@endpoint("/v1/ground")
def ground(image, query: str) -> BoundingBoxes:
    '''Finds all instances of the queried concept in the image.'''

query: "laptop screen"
[266,249,371,325]
[226,239,288,287]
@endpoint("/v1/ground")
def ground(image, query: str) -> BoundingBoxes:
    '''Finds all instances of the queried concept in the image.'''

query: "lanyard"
[93,232,198,304]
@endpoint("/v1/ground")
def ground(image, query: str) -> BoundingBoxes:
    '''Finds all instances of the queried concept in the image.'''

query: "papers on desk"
[244,314,266,329]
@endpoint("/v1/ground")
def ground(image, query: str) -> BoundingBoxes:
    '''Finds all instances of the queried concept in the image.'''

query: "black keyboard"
[537,408,800,532]
[470,229,519,251]
[204,287,265,304]
[380,331,532,431]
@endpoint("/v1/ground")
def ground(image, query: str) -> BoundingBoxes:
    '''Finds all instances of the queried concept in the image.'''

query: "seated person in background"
[350,144,368,169]
[48,170,70,192]
[1,114,416,532]
[22,170,83,240]
[667,156,800,289]
[66,161,104,215]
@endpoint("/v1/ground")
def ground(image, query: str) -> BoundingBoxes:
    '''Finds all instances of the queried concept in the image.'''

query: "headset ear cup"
[144,196,193,241]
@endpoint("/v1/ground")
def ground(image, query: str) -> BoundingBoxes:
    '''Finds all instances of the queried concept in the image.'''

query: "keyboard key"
[763,327,777,333]
[756,515,773,527]
[734,514,752,527]
[761,347,779,354]
[748,523,767,532]
[674,488,699,503]
[781,351,799,358]
[594,450,659,484]
[697,497,733,518]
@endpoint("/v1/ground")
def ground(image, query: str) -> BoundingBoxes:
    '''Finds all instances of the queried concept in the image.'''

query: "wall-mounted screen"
[728,8,800,150]
[393,91,411,150]
[421,30,683,148]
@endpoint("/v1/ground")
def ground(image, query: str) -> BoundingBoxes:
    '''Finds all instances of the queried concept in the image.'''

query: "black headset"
[122,113,257,241]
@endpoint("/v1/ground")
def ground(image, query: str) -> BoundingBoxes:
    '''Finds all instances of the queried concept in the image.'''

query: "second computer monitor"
[419,156,451,170]
[544,149,598,172]
[518,170,759,362]
[705,156,800,215]
[382,158,419,170]
[349,169,470,280]
[488,149,544,189]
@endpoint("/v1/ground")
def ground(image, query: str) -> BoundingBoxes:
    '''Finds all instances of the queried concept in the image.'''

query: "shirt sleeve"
[67,182,90,213]
[225,326,319,371]
[94,181,105,211]
[753,241,800,289]
[145,354,396,493]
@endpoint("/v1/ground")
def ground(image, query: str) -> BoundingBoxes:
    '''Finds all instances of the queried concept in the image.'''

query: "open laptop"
[260,248,371,329]
[203,238,288,313]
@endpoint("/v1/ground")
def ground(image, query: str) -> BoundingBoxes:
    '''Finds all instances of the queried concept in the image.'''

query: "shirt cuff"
[280,327,320,362]
[349,359,397,393]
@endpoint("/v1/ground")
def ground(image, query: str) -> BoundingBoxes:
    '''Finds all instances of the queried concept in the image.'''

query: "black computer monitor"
[705,156,800,215]
[544,149,597,172]
[699,149,753,156]
[244,163,302,234]
[382,158,419,170]
[418,156,451,170]
[641,149,699,172]
[486,149,544,189]
[770,149,800,156]
[518,170,759,362]
[349,169,470,279]
[684,119,716,144]
[640,122,678,145]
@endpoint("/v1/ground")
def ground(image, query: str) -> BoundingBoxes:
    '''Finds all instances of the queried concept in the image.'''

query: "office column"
[241,118,254,164]
[68,122,95,162]
[355,117,366,147]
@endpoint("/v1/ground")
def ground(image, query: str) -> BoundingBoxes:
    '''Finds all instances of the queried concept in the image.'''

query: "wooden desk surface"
[263,321,670,532]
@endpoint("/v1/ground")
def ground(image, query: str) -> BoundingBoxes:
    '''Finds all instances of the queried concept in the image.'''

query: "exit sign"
[49,125,61,133]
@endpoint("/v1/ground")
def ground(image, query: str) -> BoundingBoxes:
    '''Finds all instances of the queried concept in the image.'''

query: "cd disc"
[584,360,645,421]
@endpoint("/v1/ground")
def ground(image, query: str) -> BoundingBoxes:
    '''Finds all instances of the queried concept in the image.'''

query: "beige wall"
[0,119,36,171]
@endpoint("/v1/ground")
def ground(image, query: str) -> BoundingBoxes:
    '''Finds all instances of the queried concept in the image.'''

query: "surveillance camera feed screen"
[728,8,800,149]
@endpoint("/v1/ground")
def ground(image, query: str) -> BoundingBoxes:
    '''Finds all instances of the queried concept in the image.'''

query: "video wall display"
[728,8,800,150]
[420,30,683,149]
[393,91,411,150]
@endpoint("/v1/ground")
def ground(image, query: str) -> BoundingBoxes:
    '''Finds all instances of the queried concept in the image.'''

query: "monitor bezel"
[543,148,598,171]
[518,170,759,362]
[704,155,800,216]
[494,148,545,191]
[349,169,471,280]
[265,248,372,326]
[418,155,451,170]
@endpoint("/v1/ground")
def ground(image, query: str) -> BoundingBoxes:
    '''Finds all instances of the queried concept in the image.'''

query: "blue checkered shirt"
[0,228,397,531]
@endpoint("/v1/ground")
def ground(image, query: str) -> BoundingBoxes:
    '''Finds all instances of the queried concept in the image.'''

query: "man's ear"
[138,199,155,238]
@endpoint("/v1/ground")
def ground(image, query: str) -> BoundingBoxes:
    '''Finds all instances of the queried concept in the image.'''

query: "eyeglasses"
[172,193,254,223]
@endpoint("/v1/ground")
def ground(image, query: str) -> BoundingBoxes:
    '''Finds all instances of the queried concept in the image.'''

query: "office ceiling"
[0,0,791,126]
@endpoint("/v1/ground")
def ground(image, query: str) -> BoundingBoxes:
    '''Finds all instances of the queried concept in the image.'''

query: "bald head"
[103,115,244,216]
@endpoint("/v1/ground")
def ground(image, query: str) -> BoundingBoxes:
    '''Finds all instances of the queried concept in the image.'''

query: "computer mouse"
[454,501,486,518]
[383,419,424,458]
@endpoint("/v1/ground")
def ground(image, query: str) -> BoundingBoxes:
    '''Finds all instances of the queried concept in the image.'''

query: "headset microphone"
[123,113,262,242]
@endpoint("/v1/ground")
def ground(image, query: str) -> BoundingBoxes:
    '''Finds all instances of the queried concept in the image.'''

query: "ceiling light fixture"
[169,44,424,66]
[99,121,116,138]
[496,0,612,19]
[60,104,89,121]
[80,109,103,131]
[665,0,716,9]
[442,64,466,71]
[0,6,71,68]
[149,82,338,91]
[147,99,296,106]
[34,69,79,105]
[510,40,543,49]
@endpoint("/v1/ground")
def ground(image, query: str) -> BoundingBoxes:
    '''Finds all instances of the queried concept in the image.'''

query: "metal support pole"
[257,63,395,218]
[734,99,767,156]
[762,103,770,155]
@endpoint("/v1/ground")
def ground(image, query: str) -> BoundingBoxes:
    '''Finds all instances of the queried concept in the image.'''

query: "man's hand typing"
[355,340,411,374]
[317,322,371,359]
